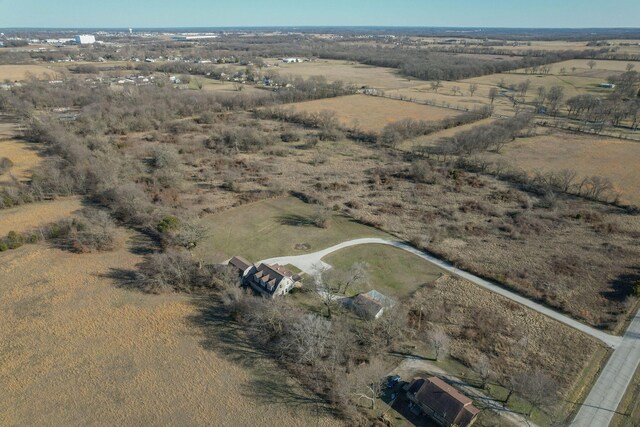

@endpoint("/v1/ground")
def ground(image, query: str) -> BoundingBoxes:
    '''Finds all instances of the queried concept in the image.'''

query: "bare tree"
[468,83,478,96]
[473,354,493,389]
[349,358,388,410]
[430,80,442,93]
[488,87,498,104]
[587,60,597,70]
[281,314,332,366]
[427,328,451,361]
[626,63,636,72]
[511,370,560,416]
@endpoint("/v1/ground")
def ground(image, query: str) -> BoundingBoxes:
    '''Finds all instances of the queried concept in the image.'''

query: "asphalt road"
[571,309,640,427]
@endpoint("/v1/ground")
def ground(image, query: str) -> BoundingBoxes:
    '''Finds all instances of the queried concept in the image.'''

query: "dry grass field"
[0,64,64,81]
[0,124,43,183]
[544,59,640,76]
[0,237,343,427]
[482,129,640,206]
[0,197,84,236]
[288,94,460,131]
[265,59,417,90]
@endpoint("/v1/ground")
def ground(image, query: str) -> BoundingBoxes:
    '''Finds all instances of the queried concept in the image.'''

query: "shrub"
[0,157,14,174]
[280,130,301,142]
[5,231,24,249]
[157,216,180,233]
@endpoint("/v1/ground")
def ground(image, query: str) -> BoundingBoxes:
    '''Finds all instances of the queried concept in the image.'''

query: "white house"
[75,35,96,45]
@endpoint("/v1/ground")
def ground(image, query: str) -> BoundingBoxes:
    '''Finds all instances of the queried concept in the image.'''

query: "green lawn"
[194,196,388,263]
[322,244,445,299]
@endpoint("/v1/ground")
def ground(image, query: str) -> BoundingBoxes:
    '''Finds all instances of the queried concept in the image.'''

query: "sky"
[0,0,639,29]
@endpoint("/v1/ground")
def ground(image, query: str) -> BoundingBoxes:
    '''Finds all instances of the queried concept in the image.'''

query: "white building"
[75,35,96,45]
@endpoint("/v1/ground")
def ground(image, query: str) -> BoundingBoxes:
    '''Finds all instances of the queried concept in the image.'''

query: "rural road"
[571,309,640,427]
[262,238,640,426]
[260,237,622,349]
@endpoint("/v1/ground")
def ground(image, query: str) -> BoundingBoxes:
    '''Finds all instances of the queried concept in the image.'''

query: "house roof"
[250,263,293,294]
[410,376,479,427]
[351,290,394,319]
[229,256,251,273]
[352,293,384,318]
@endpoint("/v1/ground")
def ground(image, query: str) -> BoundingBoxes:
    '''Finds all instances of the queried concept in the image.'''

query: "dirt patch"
[288,94,460,132]
[0,238,342,426]
[0,197,84,236]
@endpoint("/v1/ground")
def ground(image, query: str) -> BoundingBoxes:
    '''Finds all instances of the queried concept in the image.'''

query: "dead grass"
[0,197,84,236]
[288,94,460,132]
[265,58,417,90]
[0,131,44,183]
[0,64,64,81]
[0,236,343,426]
[483,128,640,205]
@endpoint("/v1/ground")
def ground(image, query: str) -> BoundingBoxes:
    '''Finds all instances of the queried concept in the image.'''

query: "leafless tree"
[587,60,597,70]
[281,314,332,366]
[511,370,560,416]
[626,63,636,72]
[488,87,498,104]
[468,83,478,96]
[349,358,388,410]
[428,328,451,361]
[473,354,492,388]
[430,80,442,93]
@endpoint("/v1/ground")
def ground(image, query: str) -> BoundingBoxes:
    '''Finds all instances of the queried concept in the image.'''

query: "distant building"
[282,58,304,63]
[406,377,480,427]
[599,83,616,89]
[75,35,96,45]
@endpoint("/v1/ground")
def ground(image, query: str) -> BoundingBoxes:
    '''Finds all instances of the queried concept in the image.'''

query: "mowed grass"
[322,244,446,299]
[288,94,460,132]
[194,196,389,263]
[0,64,64,81]
[482,128,640,205]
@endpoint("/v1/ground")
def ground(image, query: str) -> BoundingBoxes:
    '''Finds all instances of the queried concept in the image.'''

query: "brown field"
[0,197,84,236]
[483,129,640,206]
[0,238,342,426]
[0,64,64,81]
[398,117,497,150]
[0,128,43,183]
[288,94,460,131]
[386,82,516,116]
[264,59,417,90]
[544,59,640,75]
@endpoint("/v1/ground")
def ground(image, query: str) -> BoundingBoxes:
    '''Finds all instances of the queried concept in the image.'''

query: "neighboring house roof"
[228,256,251,274]
[408,377,480,427]
[351,290,394,319]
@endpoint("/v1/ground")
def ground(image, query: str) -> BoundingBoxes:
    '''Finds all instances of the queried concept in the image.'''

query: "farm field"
[265,58,416,90]
[482,129,640,205]
[0,64,64,81]
[322,244,446,299]
[288,94,461,132]
[0,238,341,427]
[0,197,83,236]
[194,196,389,264]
